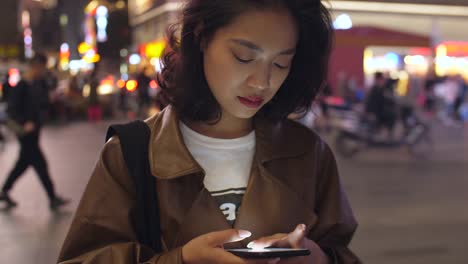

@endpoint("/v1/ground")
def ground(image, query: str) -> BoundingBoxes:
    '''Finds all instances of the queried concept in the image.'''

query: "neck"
[184,114,253,139]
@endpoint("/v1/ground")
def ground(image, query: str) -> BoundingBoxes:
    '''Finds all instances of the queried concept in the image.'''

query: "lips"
[238,96,264,109]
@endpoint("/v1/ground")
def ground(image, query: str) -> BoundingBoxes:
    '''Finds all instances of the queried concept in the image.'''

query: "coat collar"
[147,105,312,179]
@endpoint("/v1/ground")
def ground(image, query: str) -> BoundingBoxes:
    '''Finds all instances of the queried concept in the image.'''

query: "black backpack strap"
[105,120,162,252]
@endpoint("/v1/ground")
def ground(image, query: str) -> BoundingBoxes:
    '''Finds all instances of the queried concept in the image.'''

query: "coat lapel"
[233,119,319,242]
[147,107,318,250]
[233,158,318,245]
[171,187,233,248]
[147,107,233,248]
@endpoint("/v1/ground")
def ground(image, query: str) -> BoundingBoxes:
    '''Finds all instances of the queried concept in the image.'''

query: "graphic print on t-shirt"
[210,187,246,226]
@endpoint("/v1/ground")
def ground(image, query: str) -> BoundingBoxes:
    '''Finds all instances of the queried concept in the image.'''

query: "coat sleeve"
[57,137,183,264]
[309,142,362,264]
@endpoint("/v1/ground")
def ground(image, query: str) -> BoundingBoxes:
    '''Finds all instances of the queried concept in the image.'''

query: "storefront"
[435,41,468,80]
[126,0,179,76]
[328,26,431,97]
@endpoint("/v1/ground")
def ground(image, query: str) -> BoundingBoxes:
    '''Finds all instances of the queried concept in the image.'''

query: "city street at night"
[1,0,468,263]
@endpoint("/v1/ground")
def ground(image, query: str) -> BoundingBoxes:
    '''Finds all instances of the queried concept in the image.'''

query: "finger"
[286,224,307,248]
[265,224,307,249]
[247,234,287,249]
[204,229,252,247]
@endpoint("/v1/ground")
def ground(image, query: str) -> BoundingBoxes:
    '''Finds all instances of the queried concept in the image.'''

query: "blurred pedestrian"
[87,67,102,122]
[453,74,467,121]
[136,65,152,117]
[423,77,437,115]
[436,75,461,126]
[316,83,332,132]
[1,73,12,102]
[0,74,10,148]
[0,53,70,210]
[365,72,397,139]
[59,1,360,263]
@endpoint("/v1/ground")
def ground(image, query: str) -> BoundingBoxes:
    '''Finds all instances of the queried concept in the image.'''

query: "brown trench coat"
[58,106,361,264]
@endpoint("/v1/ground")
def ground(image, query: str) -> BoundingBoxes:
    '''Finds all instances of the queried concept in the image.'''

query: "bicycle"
[334,106,433,158]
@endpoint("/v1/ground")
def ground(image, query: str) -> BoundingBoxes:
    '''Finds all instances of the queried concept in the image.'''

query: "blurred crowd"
[305,72,468,134]
[0,62,162,127]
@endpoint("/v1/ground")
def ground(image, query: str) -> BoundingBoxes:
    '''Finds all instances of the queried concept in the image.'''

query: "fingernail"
[298,224,306,232]
[248,242,265,250]
[238,230,252,238]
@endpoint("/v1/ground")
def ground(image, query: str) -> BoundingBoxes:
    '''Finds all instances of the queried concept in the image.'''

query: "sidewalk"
[0,120,116,263]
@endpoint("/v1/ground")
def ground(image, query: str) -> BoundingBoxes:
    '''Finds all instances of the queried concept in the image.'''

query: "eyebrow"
[230,38,296,55]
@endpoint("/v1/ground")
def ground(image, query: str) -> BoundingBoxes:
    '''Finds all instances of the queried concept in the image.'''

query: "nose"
[247,65,271,91]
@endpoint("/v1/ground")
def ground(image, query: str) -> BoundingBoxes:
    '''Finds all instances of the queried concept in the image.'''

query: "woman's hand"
[246,224,330,264]
[182,229,280,264]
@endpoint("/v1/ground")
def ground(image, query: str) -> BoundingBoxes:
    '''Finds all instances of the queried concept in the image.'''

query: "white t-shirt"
[179,122,255,225]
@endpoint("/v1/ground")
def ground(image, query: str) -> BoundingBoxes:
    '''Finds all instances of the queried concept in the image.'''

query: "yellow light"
[115,0,126,9]
[145,41,166,58]
[435,45,449,77]
[98,84,114,95]
[78,42,93,54]
[82,84,90,97]
[83,54,101,63]
[404,55,428,66]
[436,45,447,57]
[60,59,69,71]
[396,71,409,96]
[363,48,373,74]
[126,80,137,92]
[85,0,99,14]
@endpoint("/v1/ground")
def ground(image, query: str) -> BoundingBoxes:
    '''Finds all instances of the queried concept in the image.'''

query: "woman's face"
[203,8,298,121]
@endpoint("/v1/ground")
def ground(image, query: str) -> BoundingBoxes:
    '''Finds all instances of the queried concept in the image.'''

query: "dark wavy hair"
[157,0,333,122]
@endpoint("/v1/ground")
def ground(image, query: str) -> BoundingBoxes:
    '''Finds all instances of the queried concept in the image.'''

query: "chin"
[242,109,261,119]
[223,103,262,120]
[229,109,258,120]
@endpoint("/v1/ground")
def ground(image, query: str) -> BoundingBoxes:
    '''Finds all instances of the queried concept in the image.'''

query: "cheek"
[269,70,290,94]
[204,51,245,93]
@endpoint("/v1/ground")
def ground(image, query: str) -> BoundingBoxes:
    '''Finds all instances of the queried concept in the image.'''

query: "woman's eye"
[233,53,253,63]
[274,63,289,69]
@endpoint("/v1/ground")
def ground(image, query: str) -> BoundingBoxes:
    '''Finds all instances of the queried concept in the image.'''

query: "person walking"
[86,67,102,122]
[136,65,153,118]
[0,53,69,210]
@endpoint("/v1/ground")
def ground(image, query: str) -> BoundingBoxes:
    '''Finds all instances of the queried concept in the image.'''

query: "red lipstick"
[238,96,264,108]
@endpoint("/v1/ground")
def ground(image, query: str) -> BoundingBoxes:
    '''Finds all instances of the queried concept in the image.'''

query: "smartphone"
[226,248,310,259]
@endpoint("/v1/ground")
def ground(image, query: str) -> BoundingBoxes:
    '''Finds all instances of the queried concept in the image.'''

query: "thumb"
[287,224,306,248]
[203,229,252,247]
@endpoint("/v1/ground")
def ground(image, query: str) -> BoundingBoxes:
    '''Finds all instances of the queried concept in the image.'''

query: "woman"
[58,0,360,263]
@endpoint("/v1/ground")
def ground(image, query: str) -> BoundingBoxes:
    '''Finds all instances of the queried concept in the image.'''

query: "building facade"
[128,0,180,48]
[0,0,21,60]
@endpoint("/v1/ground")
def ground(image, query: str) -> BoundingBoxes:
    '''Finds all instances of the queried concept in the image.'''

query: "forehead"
[215,8,298,51]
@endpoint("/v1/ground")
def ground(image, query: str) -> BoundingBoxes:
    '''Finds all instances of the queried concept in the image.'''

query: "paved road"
[0,120,467,263]
[333,123,468,264]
